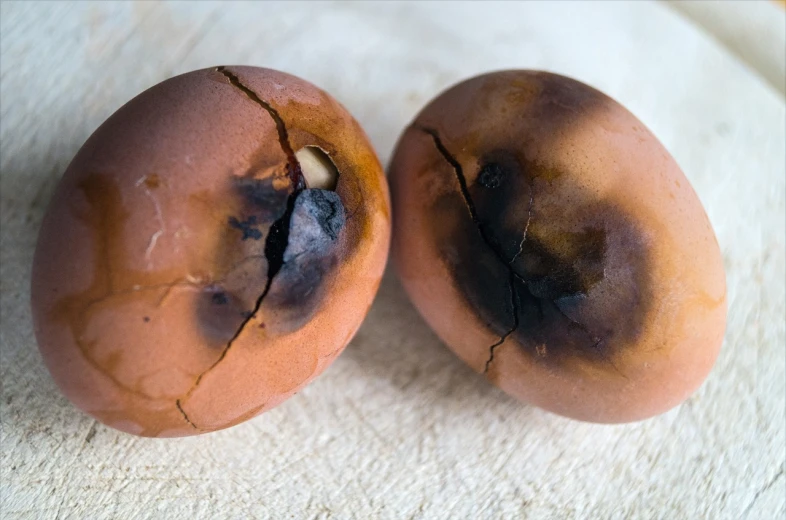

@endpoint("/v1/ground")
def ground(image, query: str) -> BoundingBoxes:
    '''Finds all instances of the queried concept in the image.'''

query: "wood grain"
[1,1,784,519]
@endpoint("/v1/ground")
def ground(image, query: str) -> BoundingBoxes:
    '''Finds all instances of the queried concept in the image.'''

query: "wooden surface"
[666,0,786,95]
[1,2,784,519]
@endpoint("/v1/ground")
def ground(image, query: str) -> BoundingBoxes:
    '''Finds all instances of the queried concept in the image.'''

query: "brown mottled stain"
[690,289,728,311]
[143,173,162,190]
[52,174,183,400]
[50,174,266,399]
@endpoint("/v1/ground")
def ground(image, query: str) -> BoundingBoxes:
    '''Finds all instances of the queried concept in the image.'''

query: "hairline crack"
[216,66,304,189]
[413,125,611,374]
[413,124,521,373]
[175,67,306,429]
[510,190,534,265]
[176,399,200,430]
[484,270,520,372]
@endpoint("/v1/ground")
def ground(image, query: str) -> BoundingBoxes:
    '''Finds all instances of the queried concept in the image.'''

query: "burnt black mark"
[416,126,651,372]
[515,227,606,300]
[264,194,297,282]
[415,127,520,364]
[181,69,349,429]
[263,189,346,332]
[211,292,228,305]
[514,278,600,361]
[470,151,535,263]
[215,66,315,332]
[196,287,252,346]
[306,189,343,240]
[234,176,291,222]
[228,216,263,241]
[478,163,504,189]
[427,180,516,340]
[415,126,510,269]
[202,68,308,352]
[200,183,304,354]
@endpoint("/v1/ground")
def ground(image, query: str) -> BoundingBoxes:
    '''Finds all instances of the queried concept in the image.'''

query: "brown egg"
[389,70,726,423]
[31,66,390,437]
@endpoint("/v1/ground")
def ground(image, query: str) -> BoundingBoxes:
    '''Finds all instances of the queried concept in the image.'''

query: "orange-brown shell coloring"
[31,66,390,437]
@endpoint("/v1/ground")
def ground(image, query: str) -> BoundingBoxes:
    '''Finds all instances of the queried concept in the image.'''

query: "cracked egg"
[389,70,726,423]
[31,66,390,437]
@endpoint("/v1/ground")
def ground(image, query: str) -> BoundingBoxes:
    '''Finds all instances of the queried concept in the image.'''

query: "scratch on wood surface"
[741,466,785,518]
[77,421,99,456]
[406,502,428,520]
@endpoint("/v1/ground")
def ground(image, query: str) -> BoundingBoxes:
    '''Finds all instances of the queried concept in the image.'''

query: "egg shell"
[31,66,390,437]
[389,70,726,423]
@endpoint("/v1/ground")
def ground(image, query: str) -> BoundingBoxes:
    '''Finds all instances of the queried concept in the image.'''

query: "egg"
[389,70,726,423]
[31,66,390,437]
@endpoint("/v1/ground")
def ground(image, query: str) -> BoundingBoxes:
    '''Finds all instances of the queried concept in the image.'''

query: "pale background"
[1,1,784,519]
